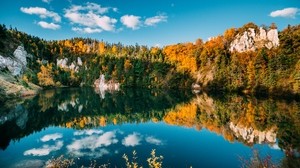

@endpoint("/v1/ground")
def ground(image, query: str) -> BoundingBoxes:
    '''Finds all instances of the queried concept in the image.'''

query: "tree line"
[0,23,300,96]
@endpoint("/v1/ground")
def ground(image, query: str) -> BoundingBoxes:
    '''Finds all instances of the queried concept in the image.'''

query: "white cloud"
[76,2,109,14]
[145,14,167,26]
[122,132,141,147]
[72,26,103,34]
[67,131,118,157]
[42,0,52,4]
[112,8,118,12]
[24,141,63,156]
[74,129,103,136]
[20,7,61,22]
[145,136,163,145]
[270,7,299,18]
[40,133,63,142]
[64,3,117,31]
[120,15,141,30]
[37,21,60,30]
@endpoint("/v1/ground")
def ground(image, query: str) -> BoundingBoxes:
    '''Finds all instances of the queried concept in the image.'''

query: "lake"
[0,87,299,167]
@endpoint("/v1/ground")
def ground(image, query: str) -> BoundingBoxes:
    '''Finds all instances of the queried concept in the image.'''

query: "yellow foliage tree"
[98,41,106,55]
[124,59,132,72]
[112,45,118,55]
[163,43,198,73]
[37,63,55,87]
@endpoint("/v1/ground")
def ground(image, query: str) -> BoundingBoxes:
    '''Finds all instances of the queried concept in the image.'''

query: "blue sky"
[0,0,299,46]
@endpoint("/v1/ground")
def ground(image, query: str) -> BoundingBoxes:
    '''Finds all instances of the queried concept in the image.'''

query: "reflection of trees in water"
[38,89,56,112]
[163,93,300,156]
[0,87,192,150]
[1,88,300,162]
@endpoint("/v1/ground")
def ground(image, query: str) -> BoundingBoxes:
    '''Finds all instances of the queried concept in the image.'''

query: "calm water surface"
[0,88,299,167]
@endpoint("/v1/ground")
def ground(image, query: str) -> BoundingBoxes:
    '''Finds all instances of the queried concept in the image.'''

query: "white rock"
[57,57,82,72]
[94,74,120,99]
[0,46,28,76]
[77,57,82,66]
[259,27,267,40]
[69,62,76,71]
[230,27,279,52]
[57,58,68,68]
[267,29,279,47]
[13,46,27,66]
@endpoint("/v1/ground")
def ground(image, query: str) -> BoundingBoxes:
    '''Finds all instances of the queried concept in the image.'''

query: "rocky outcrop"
[194,65,215,91]
[0,46,29,76]
[229,122,277,144]
[94,74,120,98]
[57,57,82,72]
[230,27,279,52]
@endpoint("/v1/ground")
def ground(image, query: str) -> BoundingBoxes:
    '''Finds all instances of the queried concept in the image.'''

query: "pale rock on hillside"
[0,46,40,100]
[56,57,83,72]
[0,46,30,76]
[230,27,279,52]
[94,74,120,99]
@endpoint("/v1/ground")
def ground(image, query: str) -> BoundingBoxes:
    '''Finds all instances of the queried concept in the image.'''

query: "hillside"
[0,23,300,99]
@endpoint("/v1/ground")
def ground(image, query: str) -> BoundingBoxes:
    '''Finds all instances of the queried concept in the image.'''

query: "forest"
[0,23,300,97]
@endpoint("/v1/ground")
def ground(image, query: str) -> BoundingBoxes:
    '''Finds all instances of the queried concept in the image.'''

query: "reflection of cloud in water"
[40,133,63,142]
[12,159,44,168]
[71,148,110,158]
[74,129,103,136]
[122,133,141,147]
[145,136,163,145]
[67,131,118,157]
[24,141,63,156]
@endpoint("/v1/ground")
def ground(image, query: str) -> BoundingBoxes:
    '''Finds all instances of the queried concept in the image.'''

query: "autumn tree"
[37,63,55,87]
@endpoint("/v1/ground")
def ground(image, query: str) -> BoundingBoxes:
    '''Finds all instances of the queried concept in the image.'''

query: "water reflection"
[0,87,191,150]
[0,87,299,167]
[164,93,300,155]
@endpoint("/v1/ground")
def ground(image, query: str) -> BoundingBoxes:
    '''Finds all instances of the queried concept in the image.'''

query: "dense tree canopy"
[0,23,300,96]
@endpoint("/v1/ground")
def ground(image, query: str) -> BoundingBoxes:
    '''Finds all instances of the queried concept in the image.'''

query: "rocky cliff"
[0,46,40,101]
[0,46,30,76]
[230,27,279,52]
[94,74,120,98]
[57,57,83,72]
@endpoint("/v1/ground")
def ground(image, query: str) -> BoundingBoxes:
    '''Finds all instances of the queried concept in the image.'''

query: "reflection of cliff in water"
[0,87,192,150]
[164,93,300,155]
[1,88,300,158]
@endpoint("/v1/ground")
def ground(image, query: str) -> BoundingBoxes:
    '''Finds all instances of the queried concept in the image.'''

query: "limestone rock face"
[14,46,27,67]
[57,57,82,72]
[266,29,279,48]
[94,74,120,99]
[230,28,279,52]
[57,58,68,68]
[0,46,28,76]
